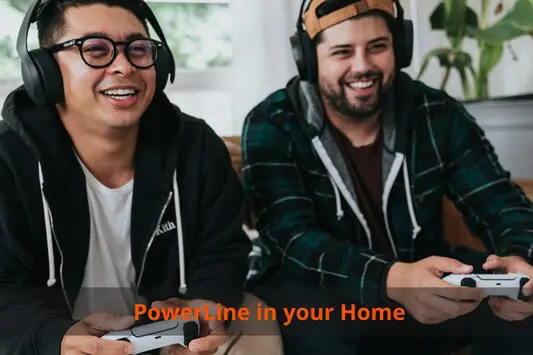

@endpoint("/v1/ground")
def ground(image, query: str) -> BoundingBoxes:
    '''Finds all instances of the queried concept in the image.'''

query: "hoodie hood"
[285,72,421,255]
[2,85,72,174]
[0,85,190,307]
[286,71,415,154]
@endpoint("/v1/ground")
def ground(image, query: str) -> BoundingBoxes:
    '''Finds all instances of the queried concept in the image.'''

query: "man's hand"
[61,312,135,355]
[386,256,485,325]
[153,298,227,355]
[483,254,533,322]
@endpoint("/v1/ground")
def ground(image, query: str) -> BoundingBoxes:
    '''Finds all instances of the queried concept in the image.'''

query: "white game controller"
[442,273,530,301]
[101,317,200,354]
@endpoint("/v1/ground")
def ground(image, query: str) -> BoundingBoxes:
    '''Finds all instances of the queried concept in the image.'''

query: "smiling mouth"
[346,77,379,91]
[100,88,140,100]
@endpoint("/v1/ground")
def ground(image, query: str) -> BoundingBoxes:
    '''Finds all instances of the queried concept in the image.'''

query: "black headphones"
[16,0,176,105]
[290,0,413,83]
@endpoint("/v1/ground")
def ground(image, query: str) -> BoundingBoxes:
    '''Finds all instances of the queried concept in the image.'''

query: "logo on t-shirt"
[155,220,177,237]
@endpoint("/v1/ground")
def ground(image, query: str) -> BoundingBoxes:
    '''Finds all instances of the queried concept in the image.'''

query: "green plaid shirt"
[241,72,533,306]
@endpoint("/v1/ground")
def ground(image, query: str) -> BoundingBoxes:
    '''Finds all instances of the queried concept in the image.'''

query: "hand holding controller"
[442,273,530,302]
[101,316,200,354]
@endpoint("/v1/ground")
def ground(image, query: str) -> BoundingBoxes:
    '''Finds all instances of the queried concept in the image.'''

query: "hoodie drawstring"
[41,165,188,296]
[173,169,187,295]
[402,159,421,240]
[328,174,344,220]
[327,156,421,242]
[39,162,56,288]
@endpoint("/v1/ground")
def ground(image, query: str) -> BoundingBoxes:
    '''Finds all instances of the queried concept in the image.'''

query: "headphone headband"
[16,0,47,64]
[140,2,175,83]
[16,0,175,105]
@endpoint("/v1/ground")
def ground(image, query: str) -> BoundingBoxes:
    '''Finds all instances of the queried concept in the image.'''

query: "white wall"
[230,0,301,134]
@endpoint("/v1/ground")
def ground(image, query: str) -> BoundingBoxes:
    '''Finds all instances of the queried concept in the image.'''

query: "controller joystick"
[460,277,476,288]
[183,321,200,347]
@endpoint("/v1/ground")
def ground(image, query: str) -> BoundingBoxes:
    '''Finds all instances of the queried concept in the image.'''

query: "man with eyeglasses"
[0,1,257,355]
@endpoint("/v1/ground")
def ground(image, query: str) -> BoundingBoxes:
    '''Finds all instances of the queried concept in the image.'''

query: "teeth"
[348,80,374,89]
[103,88,136,96]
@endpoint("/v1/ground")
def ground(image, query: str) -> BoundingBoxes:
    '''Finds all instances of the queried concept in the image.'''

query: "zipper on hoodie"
[135,117,185,293]
[136,191,173,292]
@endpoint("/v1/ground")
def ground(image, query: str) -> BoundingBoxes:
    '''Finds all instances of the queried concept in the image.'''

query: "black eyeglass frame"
[47,34,164,69]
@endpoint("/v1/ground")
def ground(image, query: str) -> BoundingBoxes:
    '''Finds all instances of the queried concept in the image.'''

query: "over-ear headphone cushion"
[290,31,307,80]
[400,19,413,68]
[290,29,319,83]
[155,46,172,92]
[301,32,318,83]
[22,49,64,105]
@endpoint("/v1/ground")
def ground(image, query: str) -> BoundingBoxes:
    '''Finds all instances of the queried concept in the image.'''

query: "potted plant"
[417,0,533,100]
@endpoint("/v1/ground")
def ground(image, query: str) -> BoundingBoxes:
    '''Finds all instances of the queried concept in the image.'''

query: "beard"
[320,70,387,121]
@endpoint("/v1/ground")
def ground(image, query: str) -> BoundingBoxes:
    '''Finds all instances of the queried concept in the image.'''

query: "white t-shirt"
[72,158,145,320]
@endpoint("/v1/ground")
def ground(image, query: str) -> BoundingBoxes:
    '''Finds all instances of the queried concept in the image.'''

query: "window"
[146,0,233,135]
[0,0,234,136]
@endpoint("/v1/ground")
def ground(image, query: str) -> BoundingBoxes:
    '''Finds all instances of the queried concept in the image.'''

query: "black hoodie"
[0,86,251,354]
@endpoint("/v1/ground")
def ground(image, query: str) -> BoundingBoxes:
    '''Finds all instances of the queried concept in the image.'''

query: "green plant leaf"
[474,42,503,98]
[456,65,471,99]
[430,1,478,46]
[479,42,504,75]
[430,2,446,30]
[512,23,533,35]
[465,7,479,29]
[466,25,522,43]
[466,62,477,83]
[467,0,533,43]
[454,51,474,68]
[451,51,475,99]
[416,48,453,79]
[445,0,468,38]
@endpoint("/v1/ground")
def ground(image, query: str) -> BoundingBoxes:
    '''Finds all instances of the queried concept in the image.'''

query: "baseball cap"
[302,0,397,40]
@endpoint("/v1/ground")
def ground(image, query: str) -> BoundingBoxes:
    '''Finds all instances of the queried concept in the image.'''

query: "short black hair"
[36,0,150,48]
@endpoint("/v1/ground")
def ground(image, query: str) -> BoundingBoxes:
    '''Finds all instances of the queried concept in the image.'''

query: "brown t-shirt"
[329,123,394,259]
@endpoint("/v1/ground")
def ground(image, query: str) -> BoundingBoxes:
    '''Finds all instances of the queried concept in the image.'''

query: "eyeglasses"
[48,35,164,69]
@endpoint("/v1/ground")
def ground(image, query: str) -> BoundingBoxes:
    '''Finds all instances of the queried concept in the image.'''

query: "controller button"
[518,277,530,302]
[183,322,200,347]
[461,277,476,288]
